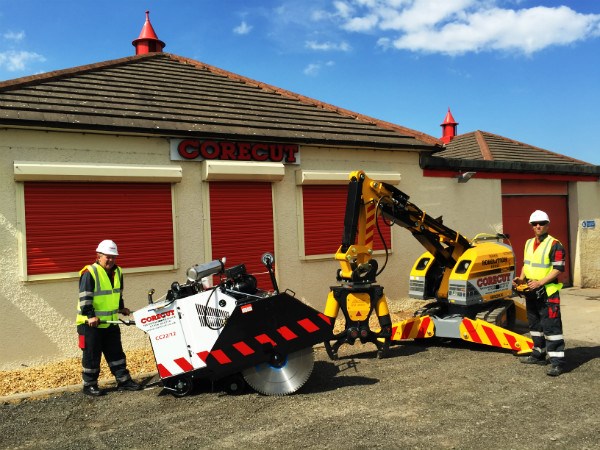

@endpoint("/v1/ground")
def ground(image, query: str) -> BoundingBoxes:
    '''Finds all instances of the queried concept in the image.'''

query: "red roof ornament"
[132,11,165,55]
[440,108,458,144]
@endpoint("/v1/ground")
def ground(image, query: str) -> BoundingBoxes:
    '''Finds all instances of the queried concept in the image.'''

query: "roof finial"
[132,10,166,55]
[440,107,458,144]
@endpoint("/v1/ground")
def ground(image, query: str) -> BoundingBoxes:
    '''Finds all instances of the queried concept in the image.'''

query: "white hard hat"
[529,210,550,224]
[96,239,119,256]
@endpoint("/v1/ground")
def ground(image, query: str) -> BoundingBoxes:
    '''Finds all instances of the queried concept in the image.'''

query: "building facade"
[1,22,598,369]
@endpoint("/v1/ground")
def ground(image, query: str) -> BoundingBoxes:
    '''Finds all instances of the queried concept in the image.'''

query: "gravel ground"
[1,338,599,450]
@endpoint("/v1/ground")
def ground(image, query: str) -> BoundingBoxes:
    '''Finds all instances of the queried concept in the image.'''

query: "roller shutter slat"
[302,185,391,256]
[24,182,174,275]
[209,182,274,289]
[502,193,570,285]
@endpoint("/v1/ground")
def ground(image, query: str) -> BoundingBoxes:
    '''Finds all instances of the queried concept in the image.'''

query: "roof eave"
[420,155,600,176]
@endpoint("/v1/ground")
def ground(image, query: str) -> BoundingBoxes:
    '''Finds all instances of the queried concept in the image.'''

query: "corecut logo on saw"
[140,310,176,324]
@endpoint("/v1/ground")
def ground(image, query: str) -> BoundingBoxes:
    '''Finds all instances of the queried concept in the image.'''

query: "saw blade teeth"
[242,347,315,396]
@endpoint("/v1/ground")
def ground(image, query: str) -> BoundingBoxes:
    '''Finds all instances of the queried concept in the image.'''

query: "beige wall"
[0,129,191,369]
[570,181,600,287]
[1,127,597,369]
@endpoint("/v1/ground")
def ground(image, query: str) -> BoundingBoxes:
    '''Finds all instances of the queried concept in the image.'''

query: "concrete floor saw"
[132,253,332,397]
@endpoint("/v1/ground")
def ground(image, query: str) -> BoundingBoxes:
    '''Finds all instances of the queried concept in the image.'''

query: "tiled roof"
[0,53,440,150]
[435,130,591,166]
[422,130,600,175]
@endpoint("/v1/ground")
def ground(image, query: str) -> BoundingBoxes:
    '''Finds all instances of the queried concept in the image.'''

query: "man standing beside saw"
[513,210,566,377]
[76,240,142,396]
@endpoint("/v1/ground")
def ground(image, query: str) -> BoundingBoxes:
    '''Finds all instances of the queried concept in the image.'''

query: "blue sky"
[1,0,599,164]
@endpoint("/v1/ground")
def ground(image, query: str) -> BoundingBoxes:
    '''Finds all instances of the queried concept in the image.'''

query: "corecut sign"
[170,138,300,164]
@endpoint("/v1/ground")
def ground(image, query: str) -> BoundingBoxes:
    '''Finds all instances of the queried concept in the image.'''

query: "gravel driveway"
[2,338,599,450]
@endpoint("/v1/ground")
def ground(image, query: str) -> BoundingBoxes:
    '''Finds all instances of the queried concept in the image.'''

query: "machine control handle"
[262,252,279,294]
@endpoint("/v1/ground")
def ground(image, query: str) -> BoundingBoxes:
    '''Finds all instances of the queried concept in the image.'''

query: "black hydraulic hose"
[375,197,391,277]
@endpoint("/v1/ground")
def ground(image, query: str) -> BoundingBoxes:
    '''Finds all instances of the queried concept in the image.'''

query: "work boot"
[546,365,564,377]
[117,379,143,391]
[520,355,548,366]
[83,384,105,397]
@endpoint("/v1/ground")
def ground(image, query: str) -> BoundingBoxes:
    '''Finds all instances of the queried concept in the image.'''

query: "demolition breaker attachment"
[132,253,333,397]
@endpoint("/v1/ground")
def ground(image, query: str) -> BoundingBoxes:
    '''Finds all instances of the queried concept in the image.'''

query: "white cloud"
[233,21,253,35]
[343,14,380,32]
[333,0,354,19]
[3,31,25,42]
[378,0,475,32]
[303,62,322,76]
[328,1,600,55]
[303,60,335,76]
[306,40,351,51]
[0,50,45,71]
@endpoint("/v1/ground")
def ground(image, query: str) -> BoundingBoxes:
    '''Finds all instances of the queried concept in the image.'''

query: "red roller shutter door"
[302,185,392,256]
[502,194,570,285]
[24,182,175,275]
[209,182,274,289]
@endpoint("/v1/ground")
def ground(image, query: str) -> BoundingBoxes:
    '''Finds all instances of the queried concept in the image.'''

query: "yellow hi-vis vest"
[76,263,122,328]
[523,235,563,297]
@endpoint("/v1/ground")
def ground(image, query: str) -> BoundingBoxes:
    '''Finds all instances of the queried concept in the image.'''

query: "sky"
[1,0,599,165]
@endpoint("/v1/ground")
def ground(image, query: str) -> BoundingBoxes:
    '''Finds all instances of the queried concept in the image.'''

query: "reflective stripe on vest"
[76,263,122,327]
[523,235,563,297]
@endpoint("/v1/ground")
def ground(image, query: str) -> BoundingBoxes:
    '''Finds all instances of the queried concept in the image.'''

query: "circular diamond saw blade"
[242,347,315,396]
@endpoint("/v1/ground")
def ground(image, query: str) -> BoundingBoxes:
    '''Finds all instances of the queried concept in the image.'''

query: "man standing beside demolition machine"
[76,240,142,396]
[513,210,566,377]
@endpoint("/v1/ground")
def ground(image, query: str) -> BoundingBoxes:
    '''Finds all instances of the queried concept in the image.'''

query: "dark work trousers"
[525,288,565,367]
[77,324,132,387]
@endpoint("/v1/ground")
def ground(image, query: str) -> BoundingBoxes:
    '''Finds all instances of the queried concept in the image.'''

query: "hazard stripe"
[233,341,255,356]
[482,325,502,348]
[157,363,172,378]
[255,333,277,347]
[318,313,332,325]
[365,205,375,244]
[417,317,431,338]
[174,357,194,372]
[505,333,518,351]
[365,226,374,244]
[297,318,319,333]
[366,206,375,220]
[401,319,415,340]
[462,319,482,343]
[211,349,232,364]
[277,326,298,341]
[197,351,209,363]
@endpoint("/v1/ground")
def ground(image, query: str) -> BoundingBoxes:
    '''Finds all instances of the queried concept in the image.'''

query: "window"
[23,182,175,277]
[208,182,274,289]
[15,162,181,280]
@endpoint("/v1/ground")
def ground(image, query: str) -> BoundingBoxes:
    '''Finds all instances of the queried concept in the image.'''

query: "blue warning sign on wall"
[581,220,596,229]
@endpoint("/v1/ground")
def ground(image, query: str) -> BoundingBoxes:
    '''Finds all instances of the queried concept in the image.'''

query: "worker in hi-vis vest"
[76,240,142,396]
[513,210,566,377]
